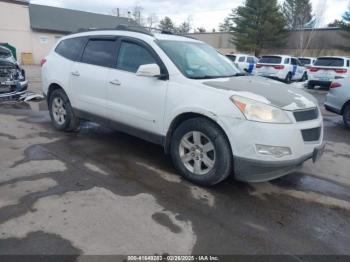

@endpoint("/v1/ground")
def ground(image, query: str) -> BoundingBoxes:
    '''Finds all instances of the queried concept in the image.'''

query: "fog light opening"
[256,145,292,158]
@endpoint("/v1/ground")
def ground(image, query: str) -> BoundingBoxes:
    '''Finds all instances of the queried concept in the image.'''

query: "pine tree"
[219,17,233,32]
[339,9,350,50]
[231,0,287,56]
[159,17,176,32]
[283,0,313,29]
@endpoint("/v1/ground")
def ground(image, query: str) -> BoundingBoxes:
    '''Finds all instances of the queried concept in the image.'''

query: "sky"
[30,0,350,31]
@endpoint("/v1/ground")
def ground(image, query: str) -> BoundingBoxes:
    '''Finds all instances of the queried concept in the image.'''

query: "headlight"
[230,96,292,124]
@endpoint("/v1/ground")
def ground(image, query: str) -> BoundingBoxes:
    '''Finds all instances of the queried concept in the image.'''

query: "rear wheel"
[343,104,350,129]
[170,117,232,186]
[307,81,315,89]
[49,89,80,132]
[285,73,292,84]
[301,72,308,82]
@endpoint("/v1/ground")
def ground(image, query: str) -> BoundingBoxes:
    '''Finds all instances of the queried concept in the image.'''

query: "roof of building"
[29,4,139,34]
[0,0,29,6]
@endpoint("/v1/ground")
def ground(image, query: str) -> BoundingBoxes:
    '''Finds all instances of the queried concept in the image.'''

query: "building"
[0,0,138,64]
[188,28,350,57]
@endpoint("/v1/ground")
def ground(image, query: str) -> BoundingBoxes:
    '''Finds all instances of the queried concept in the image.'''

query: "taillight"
[40,58,47,67]
[274,65,285,70]
[335,69,347,74]
[310,67,319,72]
[256,64,263,68]
[330,82,342,88]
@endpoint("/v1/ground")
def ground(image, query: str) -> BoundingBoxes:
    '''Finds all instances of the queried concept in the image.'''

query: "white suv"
[42,29,325,186]
[226,54,258,74]
[308,56,350,89]
[256,55,308,83]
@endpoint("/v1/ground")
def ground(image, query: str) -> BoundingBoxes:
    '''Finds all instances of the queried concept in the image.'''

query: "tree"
[283,0,313,30]
[231,0,287,56]
[328,20,344,28]
[178,22,191,34]
[339,9,350,51]
[196,27,207,33]
[159,17,176,32]
[132,4,144,25]
[219,17,233,32]
[146,13,158,29]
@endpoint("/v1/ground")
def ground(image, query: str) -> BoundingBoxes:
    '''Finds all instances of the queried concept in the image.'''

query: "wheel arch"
[164,112,232,155]
[341,100,350,115]
[47,83,67,105]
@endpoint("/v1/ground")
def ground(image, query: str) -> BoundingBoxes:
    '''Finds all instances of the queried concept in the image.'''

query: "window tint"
[247,57,255,63]
[299,58,311,65]
[284,58,290,64]
[226,55,236,62]
[347,60,350,67]
[314,58,344,67]
[259,56,282,64]
[117,41,157,73]
[81,40,116,68]
[55,37,86,61]
[238,56,246,62]
[291,58,298,65]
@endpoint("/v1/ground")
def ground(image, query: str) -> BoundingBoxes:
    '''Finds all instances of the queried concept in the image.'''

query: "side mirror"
[136,64,161,77]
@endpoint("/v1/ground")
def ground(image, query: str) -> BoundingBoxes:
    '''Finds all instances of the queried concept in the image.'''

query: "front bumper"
[0,80,28,99]
[234,143,325,182]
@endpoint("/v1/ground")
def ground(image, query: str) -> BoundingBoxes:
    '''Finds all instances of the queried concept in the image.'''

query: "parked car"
[299,57,316,69]
[325,78,350,128]
[42,29,325,186]
[255,55,308,83]
[308,56,350,89]
[226,54,258,74]
[0,45,27,98]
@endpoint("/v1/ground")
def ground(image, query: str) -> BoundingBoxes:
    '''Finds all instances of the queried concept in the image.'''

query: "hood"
[0,58,16,68]
[203,76,317,111]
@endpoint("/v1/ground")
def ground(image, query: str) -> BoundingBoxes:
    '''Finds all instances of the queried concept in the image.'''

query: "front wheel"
[170,118,232,186]
[49,89,80,132]
[285,73,292,84]
[343,104,350,129]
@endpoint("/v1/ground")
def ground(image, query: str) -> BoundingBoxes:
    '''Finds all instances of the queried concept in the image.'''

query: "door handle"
[71,71,80,77]
[109,79,121,86]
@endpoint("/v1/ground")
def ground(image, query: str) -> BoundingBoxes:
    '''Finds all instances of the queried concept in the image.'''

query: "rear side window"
[247,57,255,63]
[117,41,157,73]
[291,58,297,65]
[259,56,282,64]
[314,58,344,67]
[238,56,246,62]
[81,40,116,68]
[55,37,86,61]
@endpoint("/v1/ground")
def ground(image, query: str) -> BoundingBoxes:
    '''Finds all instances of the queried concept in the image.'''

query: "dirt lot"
[0,66,350,259]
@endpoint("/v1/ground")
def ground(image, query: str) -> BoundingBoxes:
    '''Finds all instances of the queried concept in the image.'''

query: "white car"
[255,55,308,83]
[299,57,316,69]
[308,56,350,89]
[226,54,258,74]
[42,29,325,186]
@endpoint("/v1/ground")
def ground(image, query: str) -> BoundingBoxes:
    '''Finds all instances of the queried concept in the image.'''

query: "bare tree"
[146,13,159,29]
[132,3,144,25]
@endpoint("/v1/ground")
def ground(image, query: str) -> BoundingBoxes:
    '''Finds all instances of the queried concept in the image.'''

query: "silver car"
[325,78,350,128]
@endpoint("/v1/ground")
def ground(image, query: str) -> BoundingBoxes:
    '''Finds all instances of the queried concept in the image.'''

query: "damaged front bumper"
[0,80,29,100]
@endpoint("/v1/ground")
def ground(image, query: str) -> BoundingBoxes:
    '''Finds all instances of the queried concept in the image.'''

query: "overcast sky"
[30,0,349,31]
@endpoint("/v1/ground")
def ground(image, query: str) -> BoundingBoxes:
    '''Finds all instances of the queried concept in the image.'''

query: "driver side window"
[117,41,157,73]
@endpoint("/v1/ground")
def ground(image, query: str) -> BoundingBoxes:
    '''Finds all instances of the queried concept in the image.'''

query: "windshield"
[259,56,282,64]
[314,57,344,67]
[299,58,311,65]
[226,55,236,62]
[157,40,240,79]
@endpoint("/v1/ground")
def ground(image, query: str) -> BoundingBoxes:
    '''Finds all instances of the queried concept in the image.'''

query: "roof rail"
[74,25,197,40]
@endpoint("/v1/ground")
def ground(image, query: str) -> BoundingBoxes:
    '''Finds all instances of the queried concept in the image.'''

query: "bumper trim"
[234,144,325,183]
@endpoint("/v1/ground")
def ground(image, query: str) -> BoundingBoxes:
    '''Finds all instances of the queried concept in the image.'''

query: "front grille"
[294,108,319,122]
[301,127,321,142]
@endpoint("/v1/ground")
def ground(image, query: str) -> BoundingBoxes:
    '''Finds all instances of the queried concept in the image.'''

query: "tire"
[170,117,232,186]
[49,89,80,132]
[300,72,308,82]
[307,82,315,89]
[285,73,292,84]
[343,104,350,129]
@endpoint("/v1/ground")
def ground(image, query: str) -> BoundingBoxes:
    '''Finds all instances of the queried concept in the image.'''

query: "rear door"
[105,38,169,135]
[70,37,118,117]
[291,58,304,80]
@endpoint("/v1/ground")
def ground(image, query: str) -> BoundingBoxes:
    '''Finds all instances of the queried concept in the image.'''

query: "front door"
[106,39,169,135]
